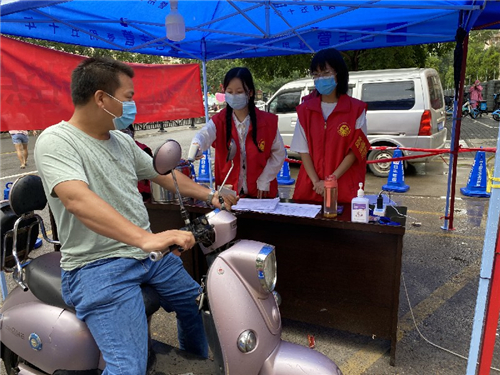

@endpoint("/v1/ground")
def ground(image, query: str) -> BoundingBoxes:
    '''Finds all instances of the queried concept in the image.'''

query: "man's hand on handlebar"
[141,230,196,257]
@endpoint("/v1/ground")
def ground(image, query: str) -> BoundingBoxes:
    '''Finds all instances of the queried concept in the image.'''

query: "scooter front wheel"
[493,113,500,121]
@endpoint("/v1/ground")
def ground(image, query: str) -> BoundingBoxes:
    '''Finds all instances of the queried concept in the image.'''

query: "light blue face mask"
[104,93,137,130]
[225,93,249,110]
[314,76,337,95]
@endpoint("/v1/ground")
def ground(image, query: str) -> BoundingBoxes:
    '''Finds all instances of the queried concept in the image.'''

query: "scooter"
[492,93,500,122]
[0,139,342,375]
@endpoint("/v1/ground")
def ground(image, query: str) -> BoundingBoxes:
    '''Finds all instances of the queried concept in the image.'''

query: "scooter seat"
[25,252,73,311]
[25,252,161,316]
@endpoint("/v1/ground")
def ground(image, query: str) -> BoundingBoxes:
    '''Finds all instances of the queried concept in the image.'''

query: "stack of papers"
[232,198,321,219]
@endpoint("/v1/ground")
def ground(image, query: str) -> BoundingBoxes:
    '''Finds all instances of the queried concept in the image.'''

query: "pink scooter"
[0,139,342,375]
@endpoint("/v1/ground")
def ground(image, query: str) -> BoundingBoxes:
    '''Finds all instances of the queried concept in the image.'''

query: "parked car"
[264,68,447,177]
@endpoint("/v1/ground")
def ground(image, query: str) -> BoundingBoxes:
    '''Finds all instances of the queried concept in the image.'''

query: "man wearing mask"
[34,56,232,374]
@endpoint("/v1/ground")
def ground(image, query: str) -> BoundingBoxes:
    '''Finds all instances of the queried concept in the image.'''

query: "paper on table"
[272,203,321,218]
[232,198,280,212]
[232,198,321,218]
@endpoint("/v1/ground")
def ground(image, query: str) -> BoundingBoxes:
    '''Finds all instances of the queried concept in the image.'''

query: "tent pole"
[201,40,213,189]
[477,231,500,374]
[466,89,500,375]
[466,127,500,375]
[442,33,469,231]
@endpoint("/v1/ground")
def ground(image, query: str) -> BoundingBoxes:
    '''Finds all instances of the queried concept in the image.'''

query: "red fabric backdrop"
[0,36,204,131]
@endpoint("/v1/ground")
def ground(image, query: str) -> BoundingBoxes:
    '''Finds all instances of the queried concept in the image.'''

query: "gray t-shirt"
[34,121,159,271]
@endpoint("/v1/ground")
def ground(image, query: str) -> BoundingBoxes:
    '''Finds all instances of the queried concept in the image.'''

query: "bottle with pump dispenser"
[351,182,369,223]
[323,175,338,218]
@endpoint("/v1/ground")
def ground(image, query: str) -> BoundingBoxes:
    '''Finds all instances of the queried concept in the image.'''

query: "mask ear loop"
[102,92,123,119]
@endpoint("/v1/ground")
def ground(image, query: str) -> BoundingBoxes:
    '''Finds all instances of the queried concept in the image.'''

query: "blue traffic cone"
[277,150,295,185]
[460,150,490,197]
[196,150,212,183]
[382,148,410,193]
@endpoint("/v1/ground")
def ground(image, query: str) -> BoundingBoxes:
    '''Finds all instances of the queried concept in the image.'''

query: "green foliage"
[177,58,244,94]
[241,54,312,80]
[12,31,499,102]
[344,45,429,71]
[426,30,500,89]
[465,30,500,84]
[13,36,165,64]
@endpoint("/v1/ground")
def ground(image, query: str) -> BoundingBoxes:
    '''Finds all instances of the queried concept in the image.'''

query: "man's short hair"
[71,56,135,106]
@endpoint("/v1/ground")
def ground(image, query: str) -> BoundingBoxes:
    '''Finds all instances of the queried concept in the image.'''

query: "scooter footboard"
[259,341,343,375]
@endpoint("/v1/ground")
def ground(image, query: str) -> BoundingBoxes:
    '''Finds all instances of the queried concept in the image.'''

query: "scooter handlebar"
[149,216,215,262]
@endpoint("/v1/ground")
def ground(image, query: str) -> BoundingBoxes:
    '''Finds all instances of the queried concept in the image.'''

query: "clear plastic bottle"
[323,175,338,218]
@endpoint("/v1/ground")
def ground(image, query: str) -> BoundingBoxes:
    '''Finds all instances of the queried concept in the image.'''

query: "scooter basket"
[479,101,487,111]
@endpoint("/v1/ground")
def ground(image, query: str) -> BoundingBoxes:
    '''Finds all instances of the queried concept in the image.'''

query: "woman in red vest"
[291,48,369,204]
[191,67,285,198]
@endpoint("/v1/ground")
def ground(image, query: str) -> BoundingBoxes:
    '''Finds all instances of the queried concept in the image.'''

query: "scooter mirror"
[153,140,182,175]
[226,139,237,162]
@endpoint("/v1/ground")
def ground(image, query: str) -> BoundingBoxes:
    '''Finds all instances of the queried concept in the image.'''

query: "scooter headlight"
[256,245,277,293]
[237,330,257,353]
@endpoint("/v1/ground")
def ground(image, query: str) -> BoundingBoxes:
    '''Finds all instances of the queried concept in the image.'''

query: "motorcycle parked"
[0,139,342,375]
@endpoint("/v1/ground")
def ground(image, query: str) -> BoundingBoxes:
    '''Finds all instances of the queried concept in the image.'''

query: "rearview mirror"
[153,139,182,175]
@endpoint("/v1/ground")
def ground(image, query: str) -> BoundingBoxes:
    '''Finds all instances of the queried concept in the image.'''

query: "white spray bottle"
[351,182,370,223]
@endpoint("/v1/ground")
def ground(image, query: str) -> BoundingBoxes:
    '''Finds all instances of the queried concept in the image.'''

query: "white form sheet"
[232,198,321,218]
[272,203,321,218]
[232,198,280,212]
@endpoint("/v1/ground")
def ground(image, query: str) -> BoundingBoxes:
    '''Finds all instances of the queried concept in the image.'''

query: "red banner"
[0,36,204,131]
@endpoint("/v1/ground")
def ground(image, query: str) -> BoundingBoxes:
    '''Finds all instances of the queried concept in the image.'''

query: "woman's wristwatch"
[206,189,216,207]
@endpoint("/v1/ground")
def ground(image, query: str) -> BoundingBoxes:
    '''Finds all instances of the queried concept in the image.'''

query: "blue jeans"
[61,253,208,375]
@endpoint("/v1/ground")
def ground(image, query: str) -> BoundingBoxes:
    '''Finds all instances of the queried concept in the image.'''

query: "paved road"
[1,113,499,374]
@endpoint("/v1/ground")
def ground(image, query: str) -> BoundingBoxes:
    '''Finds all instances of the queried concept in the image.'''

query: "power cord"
[402,273,500,372]
[377,191,422,227]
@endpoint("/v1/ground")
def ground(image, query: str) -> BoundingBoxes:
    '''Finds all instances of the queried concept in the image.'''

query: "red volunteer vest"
[212,108,279,198]
[293,93,369,203]
[135,140,152,197]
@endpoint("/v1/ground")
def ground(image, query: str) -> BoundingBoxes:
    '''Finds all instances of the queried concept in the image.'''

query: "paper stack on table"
[232,198,321,218]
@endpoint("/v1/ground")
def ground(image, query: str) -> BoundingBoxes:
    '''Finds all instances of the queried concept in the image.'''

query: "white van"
[264,68,447,177]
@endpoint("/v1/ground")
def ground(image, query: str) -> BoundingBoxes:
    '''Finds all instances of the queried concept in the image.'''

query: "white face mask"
[225,93,248,110]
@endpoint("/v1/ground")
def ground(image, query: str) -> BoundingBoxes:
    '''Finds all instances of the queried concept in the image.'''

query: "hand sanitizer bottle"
[351,182,369,223]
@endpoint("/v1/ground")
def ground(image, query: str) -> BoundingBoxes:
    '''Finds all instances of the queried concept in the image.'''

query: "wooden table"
[146,200,406,365]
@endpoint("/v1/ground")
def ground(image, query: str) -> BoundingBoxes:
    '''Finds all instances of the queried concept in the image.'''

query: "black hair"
[223,67,261,152]
[70,56,135,106]
[310,48,349,96]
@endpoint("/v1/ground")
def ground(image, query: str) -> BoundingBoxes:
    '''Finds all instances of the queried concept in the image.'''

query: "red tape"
[283,146,496,165]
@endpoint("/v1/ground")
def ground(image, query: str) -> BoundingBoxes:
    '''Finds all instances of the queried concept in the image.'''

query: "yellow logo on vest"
[338,123,350,137]
[258,140,265,151]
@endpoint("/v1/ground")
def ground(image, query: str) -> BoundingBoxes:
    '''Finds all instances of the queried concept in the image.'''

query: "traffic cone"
[460,150,490,197]
[196,150,212,183]
[382,148,410,193]
[277,150,295,185]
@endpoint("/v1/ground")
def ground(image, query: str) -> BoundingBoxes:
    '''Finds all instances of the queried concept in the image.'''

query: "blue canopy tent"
[1,1,500,372]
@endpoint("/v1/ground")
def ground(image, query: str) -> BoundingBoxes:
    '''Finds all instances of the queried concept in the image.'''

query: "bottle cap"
[324,175,337,188]
[357,182,365,197]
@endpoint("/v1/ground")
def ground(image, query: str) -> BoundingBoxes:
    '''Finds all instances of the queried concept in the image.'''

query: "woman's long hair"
[223,67,261,152]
